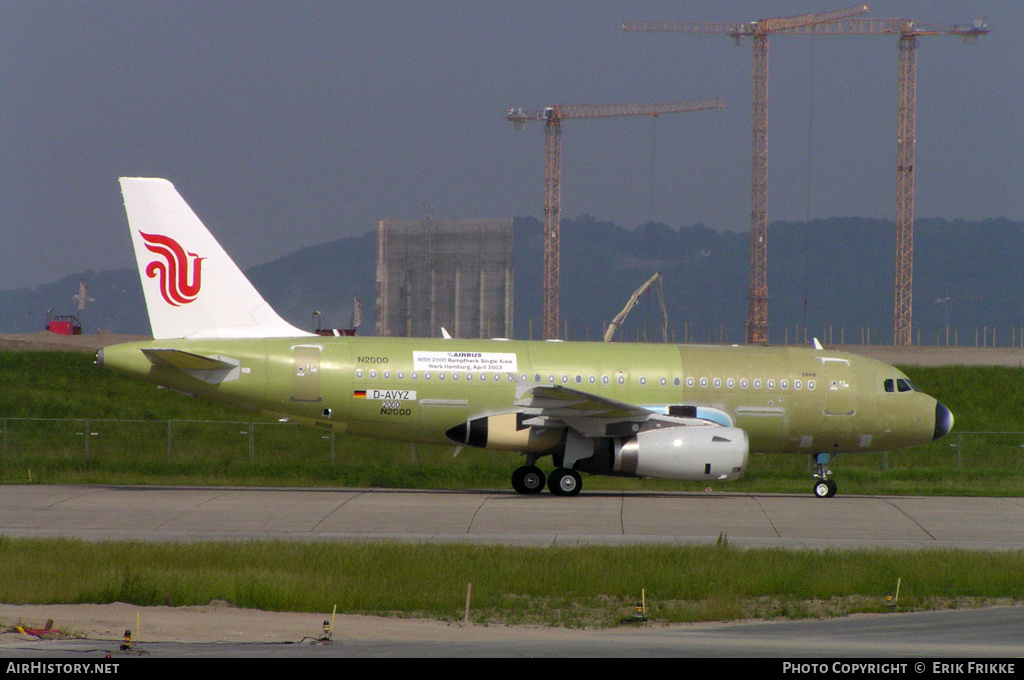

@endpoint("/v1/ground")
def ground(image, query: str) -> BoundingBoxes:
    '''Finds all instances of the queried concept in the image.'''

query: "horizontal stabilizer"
[142,348,237,371]
[141,348,241,384]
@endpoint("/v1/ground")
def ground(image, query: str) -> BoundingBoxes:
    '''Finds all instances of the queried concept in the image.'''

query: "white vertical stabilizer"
[120,177,311,339]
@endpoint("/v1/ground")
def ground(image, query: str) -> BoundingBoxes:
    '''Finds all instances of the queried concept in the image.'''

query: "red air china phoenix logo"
[140,232,206,306]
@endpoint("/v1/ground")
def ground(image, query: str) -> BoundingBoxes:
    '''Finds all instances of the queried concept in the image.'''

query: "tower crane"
[624,5,870,345]
[625,6,987,347]
[508,99,724,341]
[805,17,987,346]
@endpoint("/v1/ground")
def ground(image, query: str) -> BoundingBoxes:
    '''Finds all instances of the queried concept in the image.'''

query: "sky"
[2,1,1021,290]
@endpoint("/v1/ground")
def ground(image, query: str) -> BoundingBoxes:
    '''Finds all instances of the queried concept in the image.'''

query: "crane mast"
[626,5,869,345]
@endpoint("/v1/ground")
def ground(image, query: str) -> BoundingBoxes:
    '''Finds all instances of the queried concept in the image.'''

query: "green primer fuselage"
[99,336,942,456]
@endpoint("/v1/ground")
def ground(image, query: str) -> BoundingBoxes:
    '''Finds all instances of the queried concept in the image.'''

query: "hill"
[3,216,1022,345]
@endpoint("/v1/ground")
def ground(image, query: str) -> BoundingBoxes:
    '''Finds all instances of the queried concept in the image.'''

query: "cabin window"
[639,377,647,386]
[534,374,541,383]
[808,380,815,390]
[767,379,775,389]
[424,372,431,380]
[674,378,681,386]
[589,376,596,384]
[452,373,458,381]
[411,371,418,380]
[602,376,610,385]
[754,379,762,389]
[713,378,721,388]
[369,370,377,379]
[660,378,667,386]
[794,380,802,390]
[575,375,582,384]
[356,369,364,379]
[618,375,626,385]
[561,375,569,384]
[727,378,735,388]
[781,380,788,389]
[438,372,445,380]
[741,379,748,389]
[383,371,390,379]
[398,371,404,379]
[548,375,555,383]
[687,377,695,387]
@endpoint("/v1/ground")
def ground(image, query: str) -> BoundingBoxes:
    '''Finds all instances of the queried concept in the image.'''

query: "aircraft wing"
[513,383,714,438]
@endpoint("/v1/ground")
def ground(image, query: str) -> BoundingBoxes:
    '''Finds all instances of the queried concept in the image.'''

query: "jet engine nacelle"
[614,426,749,481]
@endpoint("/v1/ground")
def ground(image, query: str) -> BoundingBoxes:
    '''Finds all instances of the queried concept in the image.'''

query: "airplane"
[98,177,954,498]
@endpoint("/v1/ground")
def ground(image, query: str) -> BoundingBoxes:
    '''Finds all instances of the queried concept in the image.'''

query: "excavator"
[604,272,668,343]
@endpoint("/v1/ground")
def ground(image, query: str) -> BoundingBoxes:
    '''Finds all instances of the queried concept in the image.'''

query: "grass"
[2,352,1024,494]
[1,537,1021,627]
[3,351,1024,626]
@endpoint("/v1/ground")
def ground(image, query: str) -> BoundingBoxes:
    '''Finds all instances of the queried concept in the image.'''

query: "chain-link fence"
[0,417,515,481]
[2,417,1021,473]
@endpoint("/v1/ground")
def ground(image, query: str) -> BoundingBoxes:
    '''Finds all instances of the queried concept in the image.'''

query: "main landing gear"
[511,465,582,497]
[511,465,545,494]
[812,453,838,498]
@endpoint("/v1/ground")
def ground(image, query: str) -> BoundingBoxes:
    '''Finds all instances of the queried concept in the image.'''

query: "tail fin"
[119,177,310,339]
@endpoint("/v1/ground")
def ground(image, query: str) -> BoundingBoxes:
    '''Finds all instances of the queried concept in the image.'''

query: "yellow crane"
[508,99,723,341]
[604,272,668,343]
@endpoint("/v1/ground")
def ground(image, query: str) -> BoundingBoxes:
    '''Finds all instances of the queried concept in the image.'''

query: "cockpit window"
[885,377,917,393]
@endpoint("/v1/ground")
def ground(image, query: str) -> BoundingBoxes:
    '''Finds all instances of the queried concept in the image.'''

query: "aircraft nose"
[933,401,954,441]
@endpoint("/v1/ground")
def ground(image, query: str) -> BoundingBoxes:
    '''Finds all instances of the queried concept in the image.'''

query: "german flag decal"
[353,390,366,398]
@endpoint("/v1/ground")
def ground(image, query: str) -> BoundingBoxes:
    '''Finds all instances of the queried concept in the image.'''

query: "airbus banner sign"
[413,351,517,373]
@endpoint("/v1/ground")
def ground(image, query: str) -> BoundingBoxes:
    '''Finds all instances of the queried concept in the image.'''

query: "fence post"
[83,419,90,462]
[249,422,255,463]
[167,420,173,461]
[957,431,963,469]
[2,418,7,457]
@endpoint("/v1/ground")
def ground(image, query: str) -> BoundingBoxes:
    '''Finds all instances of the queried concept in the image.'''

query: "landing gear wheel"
[813,479,838,498]
[548,468,582,497]
[511,465,545,495]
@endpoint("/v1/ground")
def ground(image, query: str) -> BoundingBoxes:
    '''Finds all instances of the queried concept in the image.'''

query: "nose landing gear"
[812,453,837,498]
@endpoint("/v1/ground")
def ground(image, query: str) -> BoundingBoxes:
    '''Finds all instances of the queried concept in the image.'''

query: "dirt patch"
[3,599,1021,645]
[0,602,580,645]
